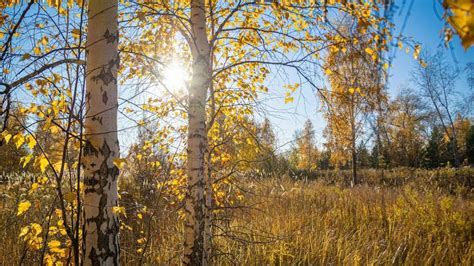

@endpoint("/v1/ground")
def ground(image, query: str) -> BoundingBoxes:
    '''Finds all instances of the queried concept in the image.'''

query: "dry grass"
[213,178,473,265]
[1,171,473,265]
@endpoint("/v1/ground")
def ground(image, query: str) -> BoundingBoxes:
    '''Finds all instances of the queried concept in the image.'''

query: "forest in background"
[0,0,473,265]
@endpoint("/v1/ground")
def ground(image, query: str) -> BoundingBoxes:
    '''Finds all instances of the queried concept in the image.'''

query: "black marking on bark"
[103,28,118,43]
[100,140,111,158]
[190,133,205,139]
[111,166,119,181]
[89,247,100,265]
[91,115,103,125]
[84,139,121,264]
[84,177,99,186]
[83,140,99,157]
[109,56,120,69]
[102,91,108,104]
[92,67,115,86]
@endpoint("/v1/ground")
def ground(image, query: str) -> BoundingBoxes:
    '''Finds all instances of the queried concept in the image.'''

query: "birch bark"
[183,0,211,264]
[82,0,120,264]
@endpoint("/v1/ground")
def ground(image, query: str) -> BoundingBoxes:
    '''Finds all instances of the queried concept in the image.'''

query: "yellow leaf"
[413,44,421,59]
[31,223,42,235]
[112,206,126,217]
[383,63,389,70]
[21,53,31,60]
[3,133,12,144]
[445,0,474,49]
[53,161,63,173]
[39,176,49,184]
[17,201,32,216]
[113,158,126,169]
[48,240,61,249]
[348,88,355,94]
[284,97,294,104]
[40,36,48,46]
[50,247,66,257]
[19,226,29,237]
[39,157,49,173]
[324,68,333,75]
[397,41,403,49]
[13,133,25,149]
[365,47,374,55]
[50,125,61,134]
[33,47,41,55]
[72,29,81,39]
[26,135,36,149]
[30,182,39,192]
[22,154,33,168]
[48,226,58,235]
[55,209,62,218]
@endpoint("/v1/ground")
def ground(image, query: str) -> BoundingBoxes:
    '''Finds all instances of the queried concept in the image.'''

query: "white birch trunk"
[82,0,120,265]
[204,150,213,263]
[183,0,211,264]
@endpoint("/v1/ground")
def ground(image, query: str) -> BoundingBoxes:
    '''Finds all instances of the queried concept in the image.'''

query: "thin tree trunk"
[351,145,357,187]
[203,81,216,264]
[183,0,211,264]
[203,148,213,263]
[447,117,460,167]
[82,0,120,265]
[350,103,358,187]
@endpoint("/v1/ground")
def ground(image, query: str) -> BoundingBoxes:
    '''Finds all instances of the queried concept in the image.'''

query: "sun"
[161,60,190,94]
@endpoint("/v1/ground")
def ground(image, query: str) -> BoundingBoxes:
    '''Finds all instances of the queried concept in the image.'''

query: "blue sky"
[265,0,474,151]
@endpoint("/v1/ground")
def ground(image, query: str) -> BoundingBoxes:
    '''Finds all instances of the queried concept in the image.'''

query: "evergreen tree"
[466,125,474,165]
[357,144,371,169]
[424,126,445,168]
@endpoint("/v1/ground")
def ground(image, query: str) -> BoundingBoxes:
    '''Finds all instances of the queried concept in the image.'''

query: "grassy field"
[1,169,473,265]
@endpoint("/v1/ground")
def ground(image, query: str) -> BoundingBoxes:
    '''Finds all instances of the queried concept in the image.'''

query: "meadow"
[2,168,472,265]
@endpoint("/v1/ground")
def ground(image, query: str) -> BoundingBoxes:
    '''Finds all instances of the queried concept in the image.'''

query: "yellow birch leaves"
[38,156,49,173]
[444,0,474,49]
[113,158,127,169]
[17,200,32,216]
[284,83,299,104]
[19,223,43,250]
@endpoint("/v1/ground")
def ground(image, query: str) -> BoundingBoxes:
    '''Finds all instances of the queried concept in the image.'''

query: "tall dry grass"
[1,169,473,265]
[213,177,472,265]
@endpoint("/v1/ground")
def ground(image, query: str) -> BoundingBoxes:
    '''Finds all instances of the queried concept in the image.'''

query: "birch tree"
[183,0,211,264]
[296,119,318,171]
[323,23,381,186]
[82,0,121,264]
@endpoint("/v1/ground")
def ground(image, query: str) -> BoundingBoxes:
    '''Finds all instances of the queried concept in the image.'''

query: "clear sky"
[264,0,474,152]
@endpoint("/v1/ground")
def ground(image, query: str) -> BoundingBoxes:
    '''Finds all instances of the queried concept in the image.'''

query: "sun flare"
[161,60,190,95]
